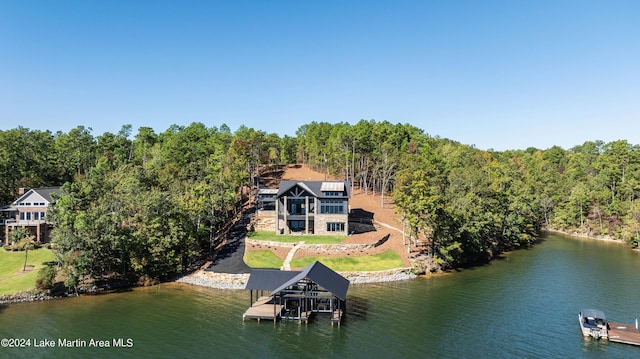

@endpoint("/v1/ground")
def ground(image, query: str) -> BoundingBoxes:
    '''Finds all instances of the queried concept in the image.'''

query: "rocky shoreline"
[0,292,62,305]
[175,267,417,290]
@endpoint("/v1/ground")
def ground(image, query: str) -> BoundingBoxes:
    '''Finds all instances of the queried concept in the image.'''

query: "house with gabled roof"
[2,187,61,245]
[275,180,350,235]
[243,261,349,325]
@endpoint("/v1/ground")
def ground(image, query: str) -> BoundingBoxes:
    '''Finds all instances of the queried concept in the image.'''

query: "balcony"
[3,219,50,226]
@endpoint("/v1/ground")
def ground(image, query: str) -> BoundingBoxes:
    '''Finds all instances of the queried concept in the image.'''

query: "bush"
[35,264,58,290]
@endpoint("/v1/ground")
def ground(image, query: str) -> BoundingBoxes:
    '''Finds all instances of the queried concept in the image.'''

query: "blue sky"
[1,0,639,151]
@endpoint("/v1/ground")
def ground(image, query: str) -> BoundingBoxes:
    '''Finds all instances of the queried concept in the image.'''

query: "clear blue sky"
[1,0,639,151]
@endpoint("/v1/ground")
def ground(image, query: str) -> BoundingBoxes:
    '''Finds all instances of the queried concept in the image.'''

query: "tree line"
[1,121,639,286]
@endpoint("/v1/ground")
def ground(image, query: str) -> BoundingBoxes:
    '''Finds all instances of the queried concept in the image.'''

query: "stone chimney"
[18,187,28,196]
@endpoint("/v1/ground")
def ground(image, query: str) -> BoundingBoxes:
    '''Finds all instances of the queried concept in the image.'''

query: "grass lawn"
[244,250,284,269]
[290,249,405,271]
[247,231,347,244]
[0,248,56,295]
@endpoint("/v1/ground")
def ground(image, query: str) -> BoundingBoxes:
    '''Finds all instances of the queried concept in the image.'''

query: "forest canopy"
[1,121,639,285]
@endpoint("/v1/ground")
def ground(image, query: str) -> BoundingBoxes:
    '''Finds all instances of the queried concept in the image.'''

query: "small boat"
[579,309,609,339]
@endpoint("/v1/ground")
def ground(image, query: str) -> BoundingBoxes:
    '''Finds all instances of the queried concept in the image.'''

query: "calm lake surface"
[2,233,640,358]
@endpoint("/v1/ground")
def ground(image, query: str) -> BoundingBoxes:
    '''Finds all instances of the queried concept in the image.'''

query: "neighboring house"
[2,187,61,245]
[275,180,349,235]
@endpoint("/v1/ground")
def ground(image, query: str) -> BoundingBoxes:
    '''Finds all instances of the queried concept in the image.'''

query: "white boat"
[579,309,609,339]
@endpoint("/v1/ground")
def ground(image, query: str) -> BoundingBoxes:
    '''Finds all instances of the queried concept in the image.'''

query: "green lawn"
[0,248,56,295]
[247,231,347,244]
[290,249,405,271]
[244,250,284,269]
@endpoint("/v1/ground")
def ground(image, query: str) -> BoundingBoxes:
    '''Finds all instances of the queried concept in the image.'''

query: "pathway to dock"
[281,241,304,270]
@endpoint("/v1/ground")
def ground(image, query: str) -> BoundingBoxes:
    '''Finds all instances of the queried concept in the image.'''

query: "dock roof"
[245,261,350,301]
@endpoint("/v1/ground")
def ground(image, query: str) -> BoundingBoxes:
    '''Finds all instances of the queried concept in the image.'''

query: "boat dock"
[243,296,283,322]
[608,322,640,346]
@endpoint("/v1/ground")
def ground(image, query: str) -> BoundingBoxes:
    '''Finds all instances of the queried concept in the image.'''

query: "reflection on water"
[1,234,640,358]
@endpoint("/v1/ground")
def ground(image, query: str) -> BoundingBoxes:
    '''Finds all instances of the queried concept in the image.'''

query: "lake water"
[2,233,640,358]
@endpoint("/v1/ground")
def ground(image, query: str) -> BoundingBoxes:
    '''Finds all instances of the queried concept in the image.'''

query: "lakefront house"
[272,180,350,235]
[1,187,61,245]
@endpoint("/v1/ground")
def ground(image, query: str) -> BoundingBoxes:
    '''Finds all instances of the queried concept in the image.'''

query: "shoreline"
[543,228,629,245]
[174,267,417,290]
[2,229,632,304]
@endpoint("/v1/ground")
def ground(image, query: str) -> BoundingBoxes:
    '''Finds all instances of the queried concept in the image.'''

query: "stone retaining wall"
[246,238,379,252]
[246,238,298,248]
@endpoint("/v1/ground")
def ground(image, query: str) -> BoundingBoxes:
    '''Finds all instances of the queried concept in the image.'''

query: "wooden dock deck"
[609,322,640,346]
[243,296,284,322]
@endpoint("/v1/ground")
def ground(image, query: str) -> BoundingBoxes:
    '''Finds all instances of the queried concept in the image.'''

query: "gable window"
[323,191,342,197]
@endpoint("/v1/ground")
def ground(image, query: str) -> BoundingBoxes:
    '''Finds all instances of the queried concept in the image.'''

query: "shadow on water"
[448,234,550,272]
[344,295,370,323]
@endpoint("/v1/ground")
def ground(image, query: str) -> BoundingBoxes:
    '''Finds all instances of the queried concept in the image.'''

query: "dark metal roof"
[277,180,350,199]
[33,187,61,203]
[245,269,301,291]
[245,262,350,301]
[270,261,350,301]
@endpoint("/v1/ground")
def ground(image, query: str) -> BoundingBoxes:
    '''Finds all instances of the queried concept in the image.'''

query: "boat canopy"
[581,309,607,321]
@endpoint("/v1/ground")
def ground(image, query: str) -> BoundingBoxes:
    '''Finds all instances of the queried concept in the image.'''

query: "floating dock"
[608,322,640,346]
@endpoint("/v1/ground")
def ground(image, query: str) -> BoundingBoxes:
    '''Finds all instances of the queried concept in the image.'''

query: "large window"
[287,199,306,215]
[289,220,306,231]
[320,199,344,214]
[326,222,345,232]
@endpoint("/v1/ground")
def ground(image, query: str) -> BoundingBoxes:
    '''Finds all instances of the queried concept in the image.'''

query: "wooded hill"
[1,121,638,286]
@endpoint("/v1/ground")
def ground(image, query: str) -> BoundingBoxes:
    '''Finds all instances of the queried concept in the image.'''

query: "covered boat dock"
[243,261,349,326]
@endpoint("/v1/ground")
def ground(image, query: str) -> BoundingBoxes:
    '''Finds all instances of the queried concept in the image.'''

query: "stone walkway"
[281,241,304,270]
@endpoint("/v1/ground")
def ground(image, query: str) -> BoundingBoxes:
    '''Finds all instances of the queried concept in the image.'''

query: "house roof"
[13,187,61,205]
[258,188,279,195]
[245,262,350,301]
[277,180,350,199]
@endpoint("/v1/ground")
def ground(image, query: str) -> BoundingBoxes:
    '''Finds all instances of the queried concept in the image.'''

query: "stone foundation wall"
[314,213,349,235]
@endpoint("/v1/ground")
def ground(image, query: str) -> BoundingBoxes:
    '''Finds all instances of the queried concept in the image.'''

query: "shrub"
[36,264,58,290]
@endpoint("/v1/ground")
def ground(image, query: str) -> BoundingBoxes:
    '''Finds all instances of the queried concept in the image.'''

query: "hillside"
[250,164,412,267]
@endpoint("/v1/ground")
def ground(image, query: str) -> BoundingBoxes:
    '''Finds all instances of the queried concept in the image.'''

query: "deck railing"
[3,219,50,226]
